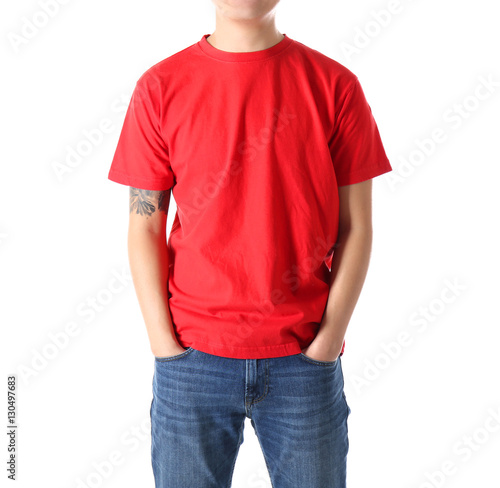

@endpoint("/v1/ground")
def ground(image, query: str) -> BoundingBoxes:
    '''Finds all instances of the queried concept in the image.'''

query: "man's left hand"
[301,337,343,363]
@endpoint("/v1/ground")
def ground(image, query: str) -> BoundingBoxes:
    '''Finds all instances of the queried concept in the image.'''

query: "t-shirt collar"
[197,33,293,62]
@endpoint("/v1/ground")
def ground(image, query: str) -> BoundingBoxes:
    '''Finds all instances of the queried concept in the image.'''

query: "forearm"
[127,228,179,354]
[314,225,373,354]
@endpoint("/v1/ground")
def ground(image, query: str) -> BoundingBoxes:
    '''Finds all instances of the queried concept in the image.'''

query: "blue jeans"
[150,347,351,487]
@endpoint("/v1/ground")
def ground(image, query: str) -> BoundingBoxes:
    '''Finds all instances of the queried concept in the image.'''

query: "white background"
[2,0,500,487]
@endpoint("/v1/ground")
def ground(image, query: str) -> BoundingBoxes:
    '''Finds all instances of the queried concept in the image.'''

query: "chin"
[215,0,278,20]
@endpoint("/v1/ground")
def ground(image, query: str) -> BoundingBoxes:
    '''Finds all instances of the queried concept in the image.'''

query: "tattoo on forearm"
[129,188,169,216]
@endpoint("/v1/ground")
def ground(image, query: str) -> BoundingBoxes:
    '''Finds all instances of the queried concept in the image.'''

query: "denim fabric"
[150,347,350,487]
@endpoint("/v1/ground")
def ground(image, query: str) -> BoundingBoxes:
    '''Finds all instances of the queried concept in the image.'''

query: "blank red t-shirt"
[108,33,392,359]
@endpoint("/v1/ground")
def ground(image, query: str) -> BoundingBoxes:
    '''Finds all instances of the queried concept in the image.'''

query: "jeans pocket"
[154,347,195,362]
[299,352,339,366]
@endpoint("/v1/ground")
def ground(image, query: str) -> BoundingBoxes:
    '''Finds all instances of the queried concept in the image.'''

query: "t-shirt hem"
[180,339,304,359]
[108,168,174,191]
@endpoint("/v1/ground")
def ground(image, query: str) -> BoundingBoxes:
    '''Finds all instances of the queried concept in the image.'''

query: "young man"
[108,1,392,486]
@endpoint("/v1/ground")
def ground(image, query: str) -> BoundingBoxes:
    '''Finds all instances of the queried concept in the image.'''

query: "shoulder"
[290,37,358,88]
[291,38,353,72]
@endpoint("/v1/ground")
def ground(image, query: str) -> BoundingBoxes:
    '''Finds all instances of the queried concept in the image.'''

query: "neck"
[206,13,283,53]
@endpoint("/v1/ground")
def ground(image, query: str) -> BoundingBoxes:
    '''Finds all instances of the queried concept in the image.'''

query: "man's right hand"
[151,342,188,358]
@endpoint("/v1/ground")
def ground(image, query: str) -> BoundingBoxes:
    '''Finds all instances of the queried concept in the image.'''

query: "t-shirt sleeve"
[329,77,392,186]
[107,71,175,191]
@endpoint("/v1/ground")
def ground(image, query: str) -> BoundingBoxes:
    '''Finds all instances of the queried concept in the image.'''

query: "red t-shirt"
[108,33,392,359]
